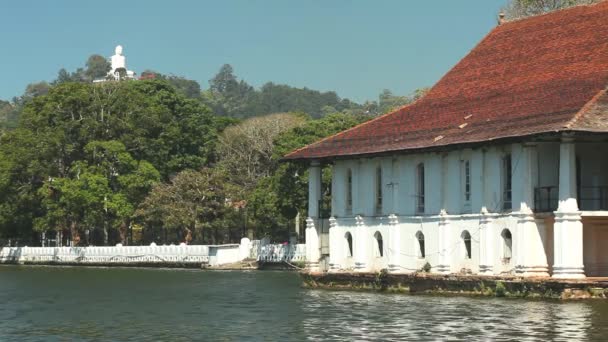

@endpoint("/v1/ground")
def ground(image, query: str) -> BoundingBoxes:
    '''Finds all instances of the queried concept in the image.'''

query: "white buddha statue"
[108,45,135,80]
[111,45,126,71]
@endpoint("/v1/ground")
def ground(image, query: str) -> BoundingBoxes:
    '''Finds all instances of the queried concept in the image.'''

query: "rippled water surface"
[1,266,608,341]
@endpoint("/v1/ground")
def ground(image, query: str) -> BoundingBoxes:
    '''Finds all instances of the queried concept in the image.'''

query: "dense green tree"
[140,70,202,99]
[85,54,111,80]
[136,168,238,244]
[0,79,218,244]
[247,112,370,239]
[216,113,307,194]
[202,64,364,119]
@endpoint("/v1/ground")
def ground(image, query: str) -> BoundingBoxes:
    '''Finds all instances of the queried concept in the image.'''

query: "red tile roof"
[285,1,608,161]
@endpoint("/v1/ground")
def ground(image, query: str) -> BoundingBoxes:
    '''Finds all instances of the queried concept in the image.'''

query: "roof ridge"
[566,86,608,129]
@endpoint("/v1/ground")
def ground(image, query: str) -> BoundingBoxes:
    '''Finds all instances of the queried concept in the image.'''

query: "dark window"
[417,163,425,213]
[346,169,353,213]
[376,167,383,214]
[503,154,512,210]
[464,160,471,202]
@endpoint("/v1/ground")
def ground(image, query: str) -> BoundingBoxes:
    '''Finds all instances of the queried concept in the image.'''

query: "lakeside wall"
[0,238,306,268]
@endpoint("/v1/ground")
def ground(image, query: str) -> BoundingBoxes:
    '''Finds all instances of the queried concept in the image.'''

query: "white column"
[435,210,452,274]
[553,139,585,278]
[398,157,415,216]
[514,144,549,277]
[382,158,395,215]
[478,208,495,275]
[327,217,341,272]
[354,215,370,272]
[387,214,402,273]
[426,154,442,214]
[483,148,502,213]
[306,161,322,272]
[471,150,485,213]
[444,152,461,215]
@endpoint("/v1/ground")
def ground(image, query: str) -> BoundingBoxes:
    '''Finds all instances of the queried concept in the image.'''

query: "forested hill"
[1,58,425,131]
[144,64,423,119]
[0,54,425,246]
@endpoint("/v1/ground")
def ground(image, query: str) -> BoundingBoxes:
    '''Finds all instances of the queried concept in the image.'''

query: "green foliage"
[140,70,202,99]
[202,64,366,119]
[495,281,507,297]
[0,80,216,244]
[136,168,239,244]
[502,0,599,20]
[246,112,370,239]
[85,54,112,80]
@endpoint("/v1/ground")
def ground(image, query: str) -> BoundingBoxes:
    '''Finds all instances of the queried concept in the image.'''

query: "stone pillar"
[478,208,494,275]
[444,152,461,214]
[514,144,549,277]
[354,215,370,272]
[471,150,485,213]
[553,139,585,278]
[328,217,341,272]
[306,161,322,272]
[435,210,451,274]
[387,214,402,273]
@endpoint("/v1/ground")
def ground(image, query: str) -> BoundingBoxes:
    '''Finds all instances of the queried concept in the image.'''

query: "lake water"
[1,266,608,341]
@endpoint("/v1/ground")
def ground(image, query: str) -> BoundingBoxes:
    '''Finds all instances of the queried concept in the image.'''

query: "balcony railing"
[534,186,558,213]
[579,186,608,211]
[534,186,608,212]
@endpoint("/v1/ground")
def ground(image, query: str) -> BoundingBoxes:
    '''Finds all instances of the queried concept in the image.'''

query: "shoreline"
[300,271,608,300]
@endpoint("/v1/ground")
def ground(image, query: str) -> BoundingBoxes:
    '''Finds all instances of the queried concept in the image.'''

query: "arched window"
[374,231,384,257]
[462,230,472,259]
[345,232,353,257]
[501,229,512,261]
[416,231,425,258]
[416,163,425,213]
[346,168,353,213]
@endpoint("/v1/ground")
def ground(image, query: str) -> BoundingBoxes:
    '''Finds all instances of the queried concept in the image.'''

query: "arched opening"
[415,231,425,258]
[462,230,472,259]
[501,229,512,262]
[345,232,353,257]
[374,231,384,257]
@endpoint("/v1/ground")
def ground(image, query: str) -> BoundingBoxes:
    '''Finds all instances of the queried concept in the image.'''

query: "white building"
[284,2,608,279]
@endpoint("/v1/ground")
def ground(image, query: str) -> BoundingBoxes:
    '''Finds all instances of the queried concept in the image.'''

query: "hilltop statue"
[106,45,136,81]
[111,45,126,70]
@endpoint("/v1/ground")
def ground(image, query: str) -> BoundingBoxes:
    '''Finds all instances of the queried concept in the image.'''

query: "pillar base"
[434,265,451,274]
[517,265,550,278]
[306,261,321,273]
[354,262,369,272]
[479,265,494,275]
[552,265,586,279]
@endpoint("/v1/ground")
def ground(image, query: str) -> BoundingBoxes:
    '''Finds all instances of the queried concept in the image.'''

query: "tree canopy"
[502,0,599,20]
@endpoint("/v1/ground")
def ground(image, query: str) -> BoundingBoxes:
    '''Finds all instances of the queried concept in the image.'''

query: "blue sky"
[1,0,506,103]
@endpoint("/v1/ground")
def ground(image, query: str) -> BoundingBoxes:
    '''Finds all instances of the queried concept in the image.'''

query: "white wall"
[325,144,556,276]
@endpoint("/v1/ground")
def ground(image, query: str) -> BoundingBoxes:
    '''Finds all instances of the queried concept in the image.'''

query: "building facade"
[285,2,608,279]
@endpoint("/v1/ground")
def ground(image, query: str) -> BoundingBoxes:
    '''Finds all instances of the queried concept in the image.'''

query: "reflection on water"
[0,266,607,341]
